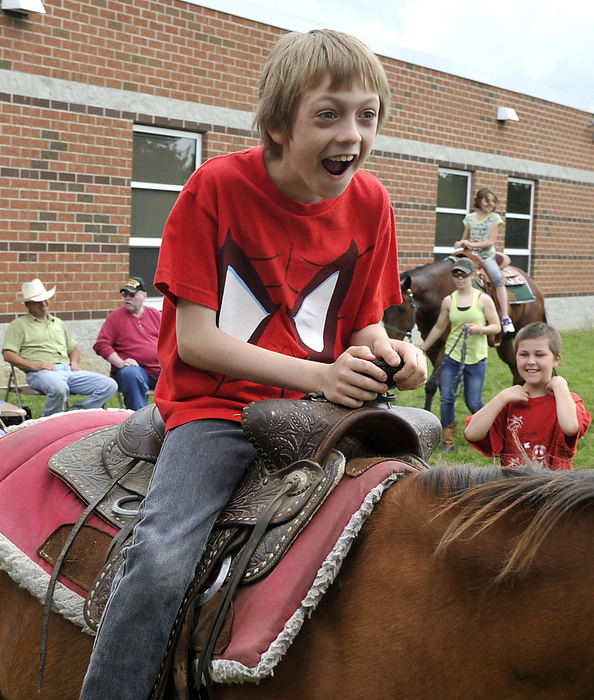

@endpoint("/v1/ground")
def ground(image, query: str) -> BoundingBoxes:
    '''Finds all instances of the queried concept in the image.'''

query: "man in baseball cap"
[119,276,146,294]
[2,279,118,416]
[94,275,161,410]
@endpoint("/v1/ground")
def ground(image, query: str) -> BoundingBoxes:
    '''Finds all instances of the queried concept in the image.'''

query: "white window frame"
[505,177,534,273]
[433,168,473,256]
[131,125,202,307]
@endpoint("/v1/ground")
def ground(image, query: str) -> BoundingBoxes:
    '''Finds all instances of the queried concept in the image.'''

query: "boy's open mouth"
[322,154,355,175]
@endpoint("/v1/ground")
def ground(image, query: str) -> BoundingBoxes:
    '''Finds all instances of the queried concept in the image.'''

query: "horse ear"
[401,274,412,291]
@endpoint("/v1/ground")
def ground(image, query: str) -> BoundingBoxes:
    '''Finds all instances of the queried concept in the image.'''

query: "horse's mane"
[417,465,594,582]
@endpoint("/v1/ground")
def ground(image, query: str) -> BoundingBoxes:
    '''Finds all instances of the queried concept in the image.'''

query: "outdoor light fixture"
[1,0,46,14]
[497,107,519,122]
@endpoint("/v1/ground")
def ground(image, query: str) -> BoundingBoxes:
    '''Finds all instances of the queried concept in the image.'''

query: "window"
[130,126,202,301]
[504,178,534,273]
[434,168,472,259]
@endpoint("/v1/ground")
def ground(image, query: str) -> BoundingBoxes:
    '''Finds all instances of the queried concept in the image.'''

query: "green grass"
[394,329,594,470]
[7,392,125,420]
[9,330,594,469]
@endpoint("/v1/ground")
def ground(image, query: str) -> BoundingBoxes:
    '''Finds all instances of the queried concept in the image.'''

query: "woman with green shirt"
[455,187,515,333]
[421,257,501,450]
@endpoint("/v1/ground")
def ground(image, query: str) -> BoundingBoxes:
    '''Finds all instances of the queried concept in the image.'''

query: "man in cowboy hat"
[94,276,161,410]
[2,279,118,416]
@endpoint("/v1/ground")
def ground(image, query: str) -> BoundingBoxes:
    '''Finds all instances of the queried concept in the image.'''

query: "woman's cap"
[451,258,476,275]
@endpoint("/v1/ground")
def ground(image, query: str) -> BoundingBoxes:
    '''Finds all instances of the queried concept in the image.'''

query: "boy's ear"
[268,128,288,146]
[554,353,561,367]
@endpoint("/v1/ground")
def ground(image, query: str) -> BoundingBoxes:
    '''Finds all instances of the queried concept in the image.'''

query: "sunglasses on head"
[452,271,470,279]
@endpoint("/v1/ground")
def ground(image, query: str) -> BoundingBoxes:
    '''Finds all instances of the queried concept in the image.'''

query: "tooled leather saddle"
[46,397,441,697]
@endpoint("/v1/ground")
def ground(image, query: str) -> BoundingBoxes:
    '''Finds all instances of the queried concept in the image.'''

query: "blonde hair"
[255,29,391,158]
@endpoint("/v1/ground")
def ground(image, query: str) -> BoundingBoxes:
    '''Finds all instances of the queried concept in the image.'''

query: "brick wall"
[1,0,593,330]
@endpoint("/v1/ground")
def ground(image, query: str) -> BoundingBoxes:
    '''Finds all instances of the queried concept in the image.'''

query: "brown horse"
[383,256,546,410]
[2,462,594,699]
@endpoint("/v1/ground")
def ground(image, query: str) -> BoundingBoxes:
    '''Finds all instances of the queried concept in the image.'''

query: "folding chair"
[3,364,73,411]
[3,365,44,409]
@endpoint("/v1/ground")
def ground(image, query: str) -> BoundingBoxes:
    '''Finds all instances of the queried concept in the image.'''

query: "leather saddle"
[49,398,440,533]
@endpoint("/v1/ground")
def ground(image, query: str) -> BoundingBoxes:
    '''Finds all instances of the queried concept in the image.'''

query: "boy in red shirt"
[81,29,426,699]
[464,322,590,470]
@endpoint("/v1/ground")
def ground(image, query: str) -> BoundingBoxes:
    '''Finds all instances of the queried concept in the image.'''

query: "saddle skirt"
[207,458,418,683]
[47,403,165,529]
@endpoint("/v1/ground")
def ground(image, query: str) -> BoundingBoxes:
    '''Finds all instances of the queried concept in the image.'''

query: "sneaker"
[501,317,515,333]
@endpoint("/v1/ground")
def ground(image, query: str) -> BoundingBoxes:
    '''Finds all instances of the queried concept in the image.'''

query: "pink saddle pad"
[0,411,126,596]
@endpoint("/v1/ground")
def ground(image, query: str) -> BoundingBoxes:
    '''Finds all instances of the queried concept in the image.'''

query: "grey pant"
[481,256,504,287]
[80,419,256,700]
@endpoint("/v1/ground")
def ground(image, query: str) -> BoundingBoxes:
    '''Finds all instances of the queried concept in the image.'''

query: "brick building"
[1,0,593,378]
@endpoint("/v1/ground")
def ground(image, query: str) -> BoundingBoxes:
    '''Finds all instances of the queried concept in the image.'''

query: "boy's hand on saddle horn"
[367,359,404,389]
[319,340,427,408]
[372,338,427,392]
[319,346,393,408]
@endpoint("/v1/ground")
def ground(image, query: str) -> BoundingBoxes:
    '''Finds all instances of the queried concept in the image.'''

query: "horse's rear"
[220,465,594,700]
[0,411,128,700]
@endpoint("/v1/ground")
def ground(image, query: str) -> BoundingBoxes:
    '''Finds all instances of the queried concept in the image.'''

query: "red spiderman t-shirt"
[466,392,591,470]
[154,147,402,430]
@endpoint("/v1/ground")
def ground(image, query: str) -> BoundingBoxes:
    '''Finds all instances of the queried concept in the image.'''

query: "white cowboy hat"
[20,278,56,303]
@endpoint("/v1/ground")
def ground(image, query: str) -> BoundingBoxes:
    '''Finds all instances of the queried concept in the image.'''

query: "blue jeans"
[115,365,159,411]
[439,356,487,427]
[80,419,256,700]
[26,364,117,416]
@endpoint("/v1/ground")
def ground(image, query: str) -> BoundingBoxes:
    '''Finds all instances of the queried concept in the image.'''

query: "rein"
[38,455,142,689]
[446,324,471,399]
[383,287,418,340]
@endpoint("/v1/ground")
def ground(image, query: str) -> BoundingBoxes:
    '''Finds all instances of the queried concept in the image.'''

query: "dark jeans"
[115,365,159,410]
